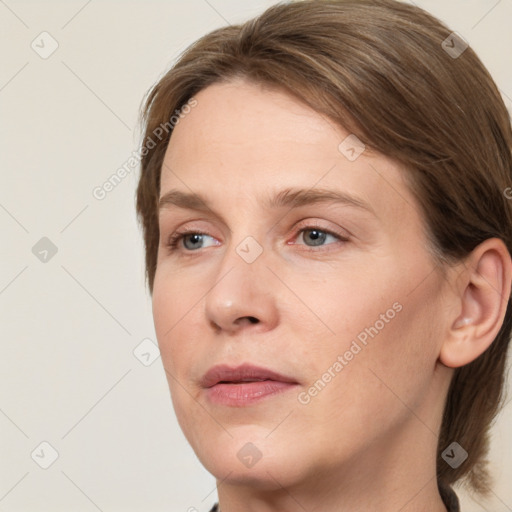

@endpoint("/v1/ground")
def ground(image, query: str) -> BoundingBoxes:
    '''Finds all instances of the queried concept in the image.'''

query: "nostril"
[248,316,259,324]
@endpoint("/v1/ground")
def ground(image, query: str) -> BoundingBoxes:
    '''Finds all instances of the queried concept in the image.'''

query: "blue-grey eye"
[301,229,333,247]
[183,233,206,250]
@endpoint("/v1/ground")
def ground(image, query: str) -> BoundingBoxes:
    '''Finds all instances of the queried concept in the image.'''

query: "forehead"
[160,79,417,225]
[166,79,341,164]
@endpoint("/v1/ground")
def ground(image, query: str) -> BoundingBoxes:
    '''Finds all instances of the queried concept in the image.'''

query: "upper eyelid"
[162,216,351,235]
[166,221,344,237]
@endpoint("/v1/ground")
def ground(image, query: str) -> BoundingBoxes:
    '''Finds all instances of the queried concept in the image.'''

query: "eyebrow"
[158,187,376,216]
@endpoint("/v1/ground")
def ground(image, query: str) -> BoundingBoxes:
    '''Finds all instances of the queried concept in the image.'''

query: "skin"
[151,77,511,512]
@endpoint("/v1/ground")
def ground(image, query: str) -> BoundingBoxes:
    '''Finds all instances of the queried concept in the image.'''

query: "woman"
[135,1,512,510]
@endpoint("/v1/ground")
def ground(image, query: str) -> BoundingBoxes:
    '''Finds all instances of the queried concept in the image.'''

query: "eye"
[165,223,349,256]
[293,224,348,249]
[296,227,340,247]
[166,231,218,252]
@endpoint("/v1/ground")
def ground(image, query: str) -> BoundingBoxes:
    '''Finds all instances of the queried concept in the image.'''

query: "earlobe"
[439,238,512,369]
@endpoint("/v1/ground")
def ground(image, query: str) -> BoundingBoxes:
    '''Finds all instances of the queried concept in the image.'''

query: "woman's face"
[152,78,454,489]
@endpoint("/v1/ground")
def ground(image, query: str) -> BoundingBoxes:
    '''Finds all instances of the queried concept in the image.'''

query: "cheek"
[152,278,207,442]
[293,263,443,414]
[151,271,200,378]
[291,300,440,461]
[337,280,444,424]
[278,265,400,358]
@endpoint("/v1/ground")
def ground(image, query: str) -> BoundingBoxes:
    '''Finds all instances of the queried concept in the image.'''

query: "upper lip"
[200,364,298,388]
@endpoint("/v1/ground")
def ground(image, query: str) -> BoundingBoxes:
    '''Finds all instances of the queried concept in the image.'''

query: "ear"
[439,238,512,368]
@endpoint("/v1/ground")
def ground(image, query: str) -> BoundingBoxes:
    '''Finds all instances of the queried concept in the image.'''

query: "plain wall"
[1,1,511,510]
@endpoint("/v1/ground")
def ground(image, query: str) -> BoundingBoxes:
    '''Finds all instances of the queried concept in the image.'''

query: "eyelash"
[165,223,349,255]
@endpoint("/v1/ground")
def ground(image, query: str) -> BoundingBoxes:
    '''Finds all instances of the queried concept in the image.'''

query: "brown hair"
[135,0,512,496]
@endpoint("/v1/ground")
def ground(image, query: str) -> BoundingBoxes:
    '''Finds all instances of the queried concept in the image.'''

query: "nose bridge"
[218,208,267,273]
[203,224,278,333]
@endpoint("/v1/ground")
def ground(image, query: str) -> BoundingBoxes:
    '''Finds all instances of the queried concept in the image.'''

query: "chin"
[187,427,315,490]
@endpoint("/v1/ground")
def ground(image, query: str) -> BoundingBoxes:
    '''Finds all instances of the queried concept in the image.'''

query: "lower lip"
[205,380,297,406]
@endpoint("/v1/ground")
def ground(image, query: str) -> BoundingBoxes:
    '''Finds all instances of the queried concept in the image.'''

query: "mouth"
[200,363,299,407]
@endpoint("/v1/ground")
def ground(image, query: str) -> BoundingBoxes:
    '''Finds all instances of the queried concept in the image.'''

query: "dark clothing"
[208,482,460,511]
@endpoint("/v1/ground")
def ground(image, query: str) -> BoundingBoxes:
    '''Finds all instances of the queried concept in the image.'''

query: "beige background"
[1,1,511,510]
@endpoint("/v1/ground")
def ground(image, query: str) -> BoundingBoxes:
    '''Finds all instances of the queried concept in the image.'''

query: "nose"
[204,238,279,335]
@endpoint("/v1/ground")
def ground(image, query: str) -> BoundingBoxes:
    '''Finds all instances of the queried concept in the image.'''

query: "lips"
[200,364,299,406]
[200,364,297,388]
